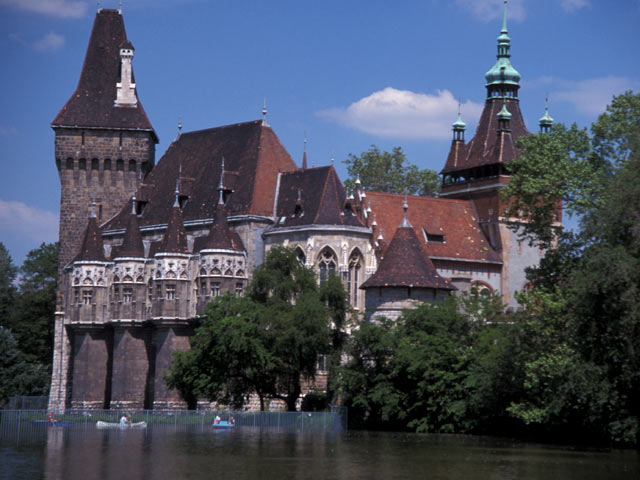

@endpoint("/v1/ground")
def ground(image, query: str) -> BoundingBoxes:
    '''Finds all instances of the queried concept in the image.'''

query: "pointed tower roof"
[51,9,157,141]
[195,160,244,253]
[360,202,454,290]
[158,191,189,254]
[114,199,145,258]
[539,97,554,128]
[74,209,106,262]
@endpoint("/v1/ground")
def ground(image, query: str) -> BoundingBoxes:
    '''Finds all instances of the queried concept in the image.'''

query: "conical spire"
[75,208,106,262]
[452,102,466,141]
[199,158,242,252]
[116,197,145,258]
[159,190,189,254]
[302,136,308,170]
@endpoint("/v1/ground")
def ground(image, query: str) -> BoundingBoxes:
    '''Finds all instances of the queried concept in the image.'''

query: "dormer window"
[423,228,445,243]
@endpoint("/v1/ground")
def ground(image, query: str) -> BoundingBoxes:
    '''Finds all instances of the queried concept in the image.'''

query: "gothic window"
[129,160,137,172]
[104,159,111,171]
[79,158,86,170]
[91,158,99,171]
[66,158,74,170]
[471,281,492,296]
[166,284,176,300]
[123,287,133,303]
[113,286,120,301]
[347,250,363,307]
[74,289,79,305]
[317,248,337,286]
[82,290,93,305]
[235,282,244,296]
[211,282,221,297]
[200,279,207,295]
[316,354,328,372]
[156,284,162,300]
[295,247,306,265]
[116,159,124,172]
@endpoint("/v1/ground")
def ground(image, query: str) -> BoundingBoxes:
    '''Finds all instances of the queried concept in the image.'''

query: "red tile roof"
[103,120,298,230]
[157,204,189,254]
[442,97,529,174]
[360,224,455,290]
[272,166,365,229]
[51,10,156,140]
[366,191,501,264]
[74,216,106,262]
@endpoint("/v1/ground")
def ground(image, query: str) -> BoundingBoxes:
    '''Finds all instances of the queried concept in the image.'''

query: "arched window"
[347,250,363,307]
[129,159,137,172]
[317,248,337,285]
[91,158,99,171]
[295,247,306,265]
[471,280,492,296]
[116,159,124,171]
[79,158,86,170]
[104,159,111,171]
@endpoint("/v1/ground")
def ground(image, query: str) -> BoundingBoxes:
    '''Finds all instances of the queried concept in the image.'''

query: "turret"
[539,98,554,133]
[195,158,247,312]
[115,40,137,107]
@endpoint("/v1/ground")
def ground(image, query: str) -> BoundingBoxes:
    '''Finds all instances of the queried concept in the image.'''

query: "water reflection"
[2,425,639,480]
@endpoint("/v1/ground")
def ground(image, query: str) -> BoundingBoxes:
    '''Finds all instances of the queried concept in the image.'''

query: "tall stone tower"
[49,9,157,411]
[439,0,550,307]
[51,9,157,277]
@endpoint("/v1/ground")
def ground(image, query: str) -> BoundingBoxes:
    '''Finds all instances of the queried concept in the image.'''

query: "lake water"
[2,425,639,479]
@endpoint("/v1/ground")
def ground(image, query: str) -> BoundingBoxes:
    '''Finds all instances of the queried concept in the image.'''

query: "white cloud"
[551,76,640,116]
[317,87,483,140]
[33,32,65,52]
[0,200,58,243]
[0,0,88,18]
[454,0,526,22]
[559,0,590,13]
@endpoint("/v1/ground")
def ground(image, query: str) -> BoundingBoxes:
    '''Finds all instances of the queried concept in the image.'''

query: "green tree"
[0,326,50,405]
[167,246,334,411]
[0,243,17,325]
[9,242,59,366]
[343,145,440,196]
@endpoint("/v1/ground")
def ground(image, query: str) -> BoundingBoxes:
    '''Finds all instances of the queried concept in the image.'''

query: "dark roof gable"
[74,216,106,262]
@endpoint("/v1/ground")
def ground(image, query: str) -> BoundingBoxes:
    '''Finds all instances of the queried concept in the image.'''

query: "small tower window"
[116,159,124,172]
[66,158,74,170]
[211,282,221,297]
[166,284,176,300]
[123,287,133,303]
[82,290,93,305]
[104,159,111,171]
[92,158,99,171]
[129,160,137,172]
[317,248,337,286]
[235,282,244,296]
[79,158,86,170]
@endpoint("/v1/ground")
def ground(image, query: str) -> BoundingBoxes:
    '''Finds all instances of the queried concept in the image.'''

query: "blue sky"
[1,0,639,266]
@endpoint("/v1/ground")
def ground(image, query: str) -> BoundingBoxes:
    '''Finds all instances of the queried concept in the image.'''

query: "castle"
[49,3,554,411]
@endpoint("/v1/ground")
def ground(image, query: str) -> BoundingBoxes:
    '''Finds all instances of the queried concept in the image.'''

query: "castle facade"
[49,4,553,411]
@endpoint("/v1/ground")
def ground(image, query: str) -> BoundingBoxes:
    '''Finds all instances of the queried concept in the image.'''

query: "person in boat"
[214,415,221,425]
[48,412,57,423]
[120,415,131,425]
[229,416,235,425]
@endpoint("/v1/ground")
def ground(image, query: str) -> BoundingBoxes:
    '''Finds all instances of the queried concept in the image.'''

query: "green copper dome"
[452,113,466,130]
[485,1,521,87]
[539,106,554,126]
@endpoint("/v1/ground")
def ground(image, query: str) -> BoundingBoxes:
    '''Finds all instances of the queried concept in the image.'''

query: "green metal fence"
[0,406,347,442]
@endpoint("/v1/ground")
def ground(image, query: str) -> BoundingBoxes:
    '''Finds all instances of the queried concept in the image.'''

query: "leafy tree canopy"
[343,145,440,196]
[167,246,344,411]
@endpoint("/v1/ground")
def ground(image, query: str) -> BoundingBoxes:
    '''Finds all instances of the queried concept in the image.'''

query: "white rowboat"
[96,420,147,429]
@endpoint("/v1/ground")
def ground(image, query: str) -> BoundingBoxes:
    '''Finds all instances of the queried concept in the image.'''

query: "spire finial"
[502,0,508,34]
[330,150,335,165]
[302,134,308,170]
[262,98,268,126]
[218,157,225,205]
[97,1,101,12]
[90,195,96,218]
[177,115,182,137]
[400,192,412,228]
[174,179,180,208]
[131,195,136,215]
[118,0,122,14]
